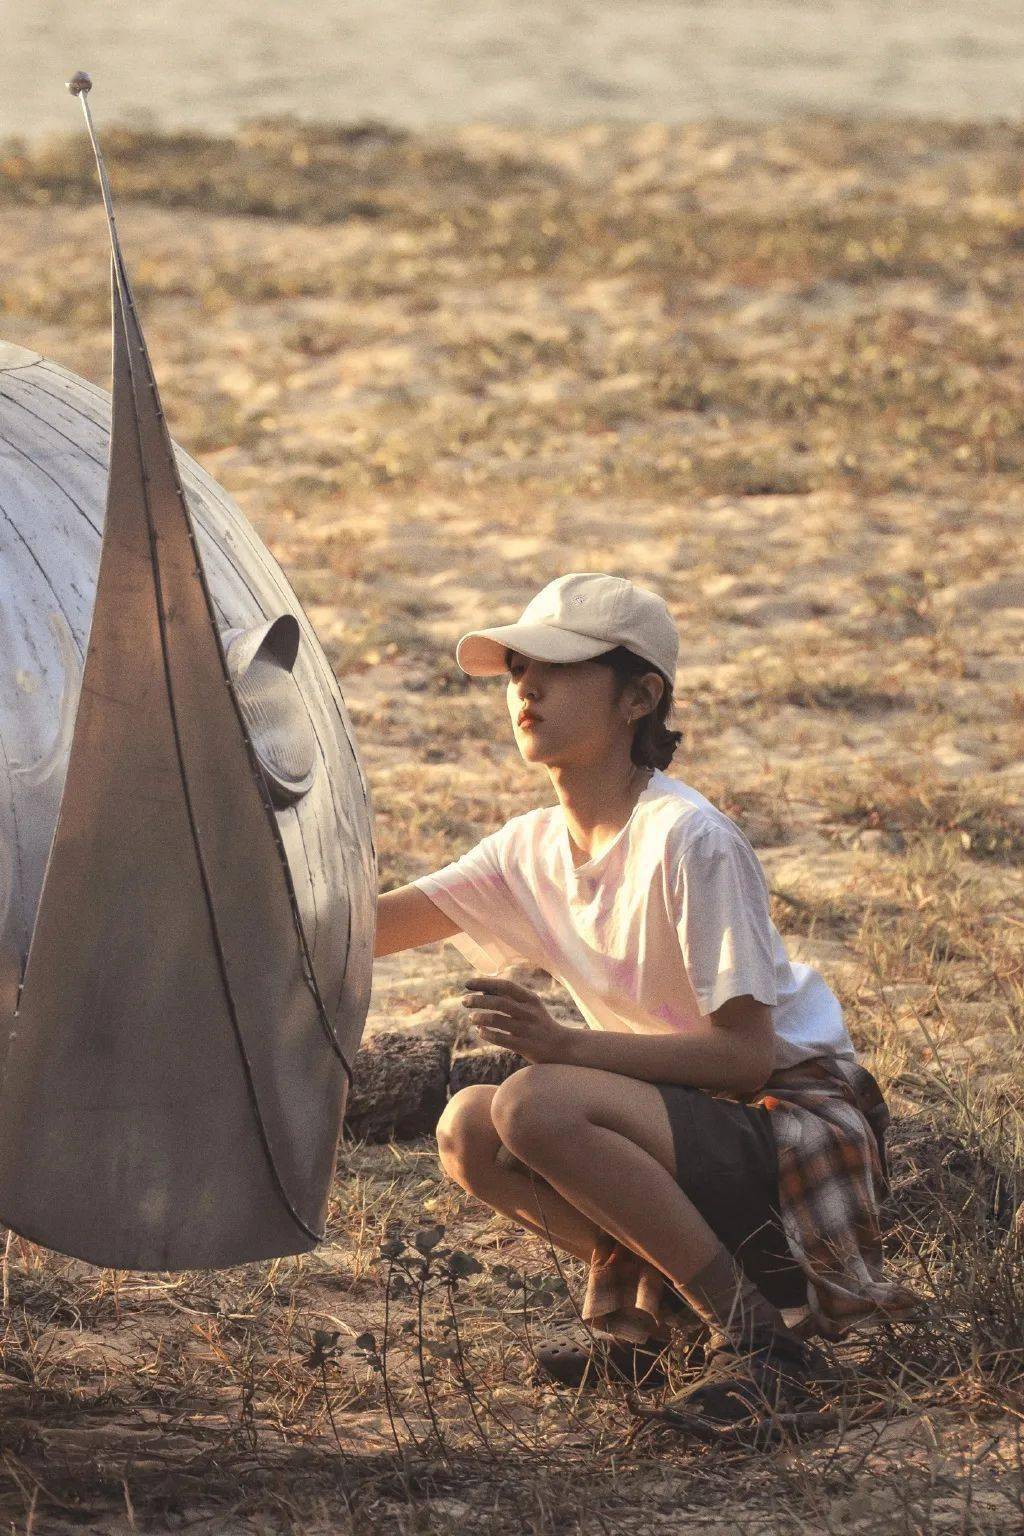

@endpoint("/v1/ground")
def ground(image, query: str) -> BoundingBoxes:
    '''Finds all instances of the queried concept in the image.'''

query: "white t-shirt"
[412,769,854,1071]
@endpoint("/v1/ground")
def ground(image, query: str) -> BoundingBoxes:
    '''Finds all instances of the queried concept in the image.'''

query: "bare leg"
[490,1065,727,1292]
[441,1069,787,1349]
[502,1116,724,1288]
[436,1084,609,1263]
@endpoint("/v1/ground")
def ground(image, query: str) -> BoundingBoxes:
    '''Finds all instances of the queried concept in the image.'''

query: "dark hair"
[591,647,682,770]
[504,645,680,770]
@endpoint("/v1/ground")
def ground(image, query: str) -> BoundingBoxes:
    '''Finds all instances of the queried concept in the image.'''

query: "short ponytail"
[591,647,682,770]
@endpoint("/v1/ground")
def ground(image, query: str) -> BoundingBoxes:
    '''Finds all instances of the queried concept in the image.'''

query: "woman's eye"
[508,664,524,679]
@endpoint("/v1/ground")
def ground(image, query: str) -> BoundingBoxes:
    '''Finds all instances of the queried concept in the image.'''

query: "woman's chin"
[516,735,554,767]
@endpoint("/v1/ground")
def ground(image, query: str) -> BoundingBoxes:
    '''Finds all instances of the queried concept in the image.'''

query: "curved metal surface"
[0,104,376,1270]
[0,358,376,1059]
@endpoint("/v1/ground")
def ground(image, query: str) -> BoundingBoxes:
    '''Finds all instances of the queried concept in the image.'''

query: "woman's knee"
[490,1063,577,1156]
[435,1084,500,1180]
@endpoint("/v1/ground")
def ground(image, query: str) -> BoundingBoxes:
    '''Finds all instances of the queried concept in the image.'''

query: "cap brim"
[455,624,614,677]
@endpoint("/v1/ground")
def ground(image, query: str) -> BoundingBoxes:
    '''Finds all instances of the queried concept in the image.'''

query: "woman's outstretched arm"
[374,885,460,958]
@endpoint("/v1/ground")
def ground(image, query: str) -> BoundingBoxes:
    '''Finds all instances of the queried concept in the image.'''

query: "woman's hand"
[460,977,574,1065]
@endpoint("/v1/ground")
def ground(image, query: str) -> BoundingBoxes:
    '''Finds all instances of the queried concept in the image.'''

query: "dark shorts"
[653,1081,807,1309]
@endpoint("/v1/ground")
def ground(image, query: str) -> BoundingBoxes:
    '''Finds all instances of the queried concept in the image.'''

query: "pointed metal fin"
[0,77,349,1269]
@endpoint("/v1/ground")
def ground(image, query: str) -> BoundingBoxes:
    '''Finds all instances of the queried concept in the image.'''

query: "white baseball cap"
[456,573,679,682]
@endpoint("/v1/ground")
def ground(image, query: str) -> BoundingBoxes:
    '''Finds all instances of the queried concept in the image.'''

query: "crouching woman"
[373,574,918,1436]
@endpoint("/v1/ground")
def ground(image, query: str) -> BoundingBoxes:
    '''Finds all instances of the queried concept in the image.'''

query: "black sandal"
[630,1324,837,1443]
[533,1334,671,1391]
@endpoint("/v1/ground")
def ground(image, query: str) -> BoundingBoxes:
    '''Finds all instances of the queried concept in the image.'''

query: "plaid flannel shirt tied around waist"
[745,1054,921,1340]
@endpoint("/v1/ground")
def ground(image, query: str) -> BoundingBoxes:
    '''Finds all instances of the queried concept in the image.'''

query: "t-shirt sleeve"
[672,824,779,1015]
[411,827,541,974]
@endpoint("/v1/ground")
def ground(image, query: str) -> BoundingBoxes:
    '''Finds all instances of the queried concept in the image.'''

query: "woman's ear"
[632,671,664,719]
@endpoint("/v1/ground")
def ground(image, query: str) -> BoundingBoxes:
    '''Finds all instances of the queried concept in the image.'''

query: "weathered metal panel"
[0,295,375,1267]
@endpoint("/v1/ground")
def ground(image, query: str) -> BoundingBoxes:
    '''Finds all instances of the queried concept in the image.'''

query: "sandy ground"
[8,2,1024,137]
[0,119,1023,1530]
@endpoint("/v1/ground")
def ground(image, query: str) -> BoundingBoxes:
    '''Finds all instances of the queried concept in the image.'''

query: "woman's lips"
[517,711,541,729]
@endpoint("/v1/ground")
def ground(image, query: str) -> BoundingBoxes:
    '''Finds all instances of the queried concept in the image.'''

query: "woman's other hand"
[460,976,573,1064]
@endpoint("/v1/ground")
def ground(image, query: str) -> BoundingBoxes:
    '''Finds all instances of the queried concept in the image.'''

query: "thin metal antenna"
[66,71,136,312]
[67,74,109,214]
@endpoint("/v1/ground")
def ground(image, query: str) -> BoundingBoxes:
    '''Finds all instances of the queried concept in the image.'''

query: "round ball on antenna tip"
[67,71,93,96]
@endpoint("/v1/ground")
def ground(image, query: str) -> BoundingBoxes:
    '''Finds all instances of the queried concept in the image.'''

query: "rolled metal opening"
[222,616,317,806]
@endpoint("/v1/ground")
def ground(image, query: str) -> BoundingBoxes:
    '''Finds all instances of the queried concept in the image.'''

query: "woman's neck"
[548,757,655,864]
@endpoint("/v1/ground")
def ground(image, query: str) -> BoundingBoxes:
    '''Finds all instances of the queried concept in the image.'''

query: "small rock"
[731,595,819,625]
[855,827,905,853]
[936,573,1024,614]
[345,1026,454,1143]
[448,1043,523,1096]
[785,936,856,969]
[930,730,988,780]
